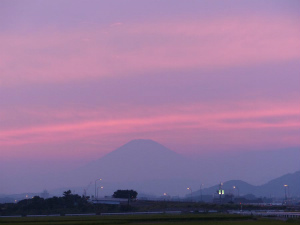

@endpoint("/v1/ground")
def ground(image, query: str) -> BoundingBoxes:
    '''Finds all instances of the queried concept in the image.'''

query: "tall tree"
[112,190,138,199]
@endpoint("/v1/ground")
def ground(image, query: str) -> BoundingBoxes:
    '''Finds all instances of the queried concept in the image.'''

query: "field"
[0,214,297,225]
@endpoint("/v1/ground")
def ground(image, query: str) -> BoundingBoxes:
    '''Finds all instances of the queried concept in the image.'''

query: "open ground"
[0,214,298,225]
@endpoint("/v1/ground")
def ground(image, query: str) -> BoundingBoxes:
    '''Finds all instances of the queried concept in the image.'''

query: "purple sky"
[0,0,300,194]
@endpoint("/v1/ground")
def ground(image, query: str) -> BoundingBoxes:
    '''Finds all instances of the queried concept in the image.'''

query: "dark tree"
[112,190,138,199]
[63,190,72,197]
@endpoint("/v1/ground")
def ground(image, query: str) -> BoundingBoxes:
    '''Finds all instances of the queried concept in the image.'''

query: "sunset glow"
[0,0,300,194]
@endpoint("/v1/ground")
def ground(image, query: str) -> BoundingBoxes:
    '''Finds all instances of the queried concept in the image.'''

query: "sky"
[0,0,300,194]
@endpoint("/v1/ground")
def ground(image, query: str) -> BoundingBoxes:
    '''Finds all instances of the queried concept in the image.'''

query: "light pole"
[163,192,168,201]
[233,186,239,197]
[187,187,193,202]
[97,186,104,199]
[200,184,204,202]
[284,185,288,201]
[25,194,29,214]
[94,178,102,200]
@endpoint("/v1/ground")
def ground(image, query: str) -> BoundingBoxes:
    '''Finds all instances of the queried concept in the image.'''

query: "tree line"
[0,189,138,216]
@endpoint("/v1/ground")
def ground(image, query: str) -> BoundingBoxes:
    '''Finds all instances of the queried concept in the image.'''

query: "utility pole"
[187,187,193,202]
[200,184,204,202]
[94,178,102,200]
[233,186,239,197]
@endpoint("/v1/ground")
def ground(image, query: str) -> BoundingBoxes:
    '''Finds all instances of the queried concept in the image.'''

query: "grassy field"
[0,214,297,225]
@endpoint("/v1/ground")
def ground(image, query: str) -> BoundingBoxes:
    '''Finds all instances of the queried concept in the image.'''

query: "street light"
[284,185,288,201]
[97,186,104,199]
[187,187,193,202]
[94,178,102,200]
[200,184,204,202]
[163,192,169,201]
[233,186,239,197]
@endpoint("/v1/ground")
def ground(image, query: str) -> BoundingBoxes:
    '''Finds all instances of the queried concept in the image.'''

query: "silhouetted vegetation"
[0,190,288,216]
[0,190,92,216]
[113,190,138,199]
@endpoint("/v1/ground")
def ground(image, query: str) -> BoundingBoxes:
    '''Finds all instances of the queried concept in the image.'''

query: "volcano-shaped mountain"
[81,139,192,182]
[66,139,200,196]
[58,139,300,197]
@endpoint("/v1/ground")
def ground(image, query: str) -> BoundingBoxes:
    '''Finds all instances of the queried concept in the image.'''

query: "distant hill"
[195,180,258,197]
[193,171,300,198]
[257,170,300,197]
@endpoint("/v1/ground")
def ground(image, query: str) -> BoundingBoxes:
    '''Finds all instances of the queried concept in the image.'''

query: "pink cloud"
[1,101,299,157]
[0,15,299,87]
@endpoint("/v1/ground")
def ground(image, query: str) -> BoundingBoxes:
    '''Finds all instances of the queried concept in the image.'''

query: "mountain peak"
[76,139,189,185]
[108,139,175,157]
[123,139,166,149]
[126,139,159,145]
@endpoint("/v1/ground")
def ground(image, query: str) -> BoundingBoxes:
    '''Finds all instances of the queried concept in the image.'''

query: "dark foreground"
[0,214,299,225]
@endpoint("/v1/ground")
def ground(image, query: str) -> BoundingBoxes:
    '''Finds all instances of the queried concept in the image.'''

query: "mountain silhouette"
[196,180,257,196]
[194,171,300,198]
[59,139,300,197]
[79,139,191,182]
[257,170,300,197]
[66,139,199,196]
